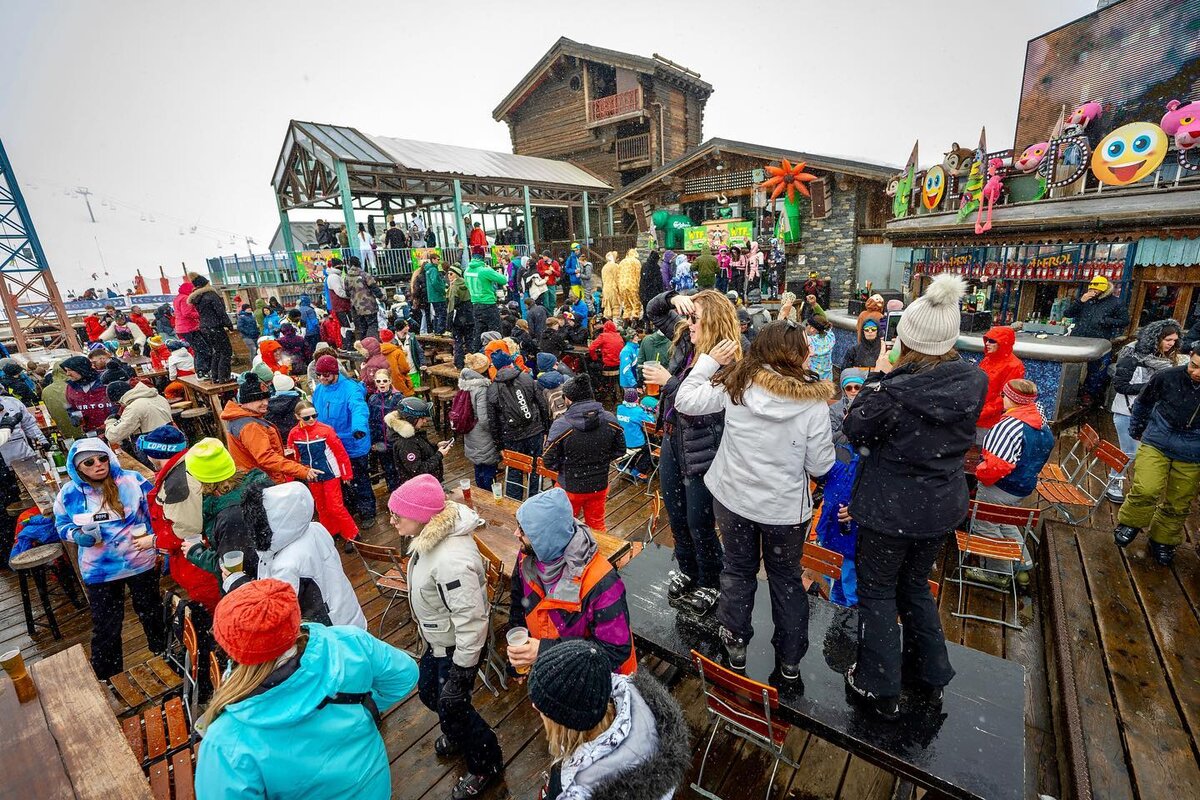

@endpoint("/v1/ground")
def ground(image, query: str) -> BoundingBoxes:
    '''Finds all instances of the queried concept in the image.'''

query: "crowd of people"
[1,237,1198,797]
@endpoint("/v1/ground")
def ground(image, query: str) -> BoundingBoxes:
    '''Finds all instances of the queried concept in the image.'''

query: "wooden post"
[523,185,534,251]
[582,191,591,246]
[334,160,356,255]
[567,204,575,241]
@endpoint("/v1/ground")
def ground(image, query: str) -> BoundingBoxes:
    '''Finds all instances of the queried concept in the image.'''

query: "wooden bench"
[106,655,184,718]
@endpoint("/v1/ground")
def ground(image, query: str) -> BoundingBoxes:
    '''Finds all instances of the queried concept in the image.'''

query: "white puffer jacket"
[231,482,367,628]
[675,353,835,526]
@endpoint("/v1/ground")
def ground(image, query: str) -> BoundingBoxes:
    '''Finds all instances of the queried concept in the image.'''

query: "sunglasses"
[844,384,863,393]
[374,378,391,384]
[77,454,110,468]
[299,413,318,421]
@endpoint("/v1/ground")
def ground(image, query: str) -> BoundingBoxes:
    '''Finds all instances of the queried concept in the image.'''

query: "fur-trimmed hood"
[186,284,219,306]
[559,671,690,800]
[407,502,481,556]
[746,367,835,420]
[383,410,417,438]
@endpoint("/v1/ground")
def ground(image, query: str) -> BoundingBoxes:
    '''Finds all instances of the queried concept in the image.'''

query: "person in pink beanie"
[387,474,504,796]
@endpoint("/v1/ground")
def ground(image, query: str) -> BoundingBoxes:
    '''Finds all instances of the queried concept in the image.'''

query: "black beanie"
[106,380,132,404]
[562,374,594,403]
[236,372,271,404]
[528,639,612,731]
[192,275,210,288]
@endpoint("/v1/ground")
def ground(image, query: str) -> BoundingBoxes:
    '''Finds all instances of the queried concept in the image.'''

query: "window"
[569,75,582,92]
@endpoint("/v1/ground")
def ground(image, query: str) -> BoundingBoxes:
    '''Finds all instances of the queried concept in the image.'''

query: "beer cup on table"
[458,479,472,505]
[1,649,37,703]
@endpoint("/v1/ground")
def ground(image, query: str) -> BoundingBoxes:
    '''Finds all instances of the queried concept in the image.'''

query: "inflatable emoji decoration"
[1091,123,1168,186]
[921,165,945,210]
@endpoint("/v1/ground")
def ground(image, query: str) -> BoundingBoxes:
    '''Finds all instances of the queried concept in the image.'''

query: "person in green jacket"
[637,326,671,377]
[253,298,267,328]
[183,445,272,585]
[693,242,718,289]
[464,257,506,351]
[446,265,473,368]
[424,254,448,333]
[42,360,83,439]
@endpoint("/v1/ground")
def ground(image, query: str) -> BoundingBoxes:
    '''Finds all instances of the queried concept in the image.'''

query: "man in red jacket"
[468,222,488,256]
[588,320,625,368]
[976,325,1024,443]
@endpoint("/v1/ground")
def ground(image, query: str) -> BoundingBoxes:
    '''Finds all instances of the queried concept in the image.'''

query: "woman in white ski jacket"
[674,320,834,678]
[233,481,366,628]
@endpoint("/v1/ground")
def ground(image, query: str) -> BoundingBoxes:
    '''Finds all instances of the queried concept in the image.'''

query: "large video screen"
[1013,0,1200,151]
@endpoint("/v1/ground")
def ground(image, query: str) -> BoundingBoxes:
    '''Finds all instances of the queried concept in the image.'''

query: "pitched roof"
[273,120,610,192]
[492,37,712,121]
[604,138,899,206]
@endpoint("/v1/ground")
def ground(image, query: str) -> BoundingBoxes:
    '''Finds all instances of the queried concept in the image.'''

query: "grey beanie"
[896,274,965,355]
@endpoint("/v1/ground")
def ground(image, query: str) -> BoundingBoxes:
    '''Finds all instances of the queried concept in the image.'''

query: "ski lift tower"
[0,136,79,351]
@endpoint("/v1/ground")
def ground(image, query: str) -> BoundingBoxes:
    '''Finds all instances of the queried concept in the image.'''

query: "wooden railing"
[588,88,642,123]
[616,133,650,164]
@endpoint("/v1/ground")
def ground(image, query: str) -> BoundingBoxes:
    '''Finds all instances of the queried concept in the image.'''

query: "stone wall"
[785,179,866,305]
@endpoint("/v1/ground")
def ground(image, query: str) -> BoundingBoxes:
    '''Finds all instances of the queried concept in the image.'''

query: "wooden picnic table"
[0,644,154,799]
[176,375,237,442]
[424,361,461,389]
[416,333,453,349]
[457,488,632,576]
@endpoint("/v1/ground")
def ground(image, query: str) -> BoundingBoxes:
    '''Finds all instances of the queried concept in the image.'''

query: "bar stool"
[9,543,84,640]
[178,406,218,442]
[430,386,456,432]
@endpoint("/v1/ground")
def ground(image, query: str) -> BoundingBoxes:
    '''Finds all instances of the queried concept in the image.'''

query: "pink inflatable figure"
[975,158,1005,235]
[1161,99,1200,150]
[1066,102,1103,132]
[1014,142,1050,173]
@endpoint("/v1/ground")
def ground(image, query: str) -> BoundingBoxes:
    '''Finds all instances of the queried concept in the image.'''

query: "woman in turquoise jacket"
[195,579,418,800]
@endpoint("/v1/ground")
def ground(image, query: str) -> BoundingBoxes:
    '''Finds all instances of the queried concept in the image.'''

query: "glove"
[353,430,366,440]
[0,411,20,431]
[69,411,83,425]
[75,523,101,547]
[440,664,476,706]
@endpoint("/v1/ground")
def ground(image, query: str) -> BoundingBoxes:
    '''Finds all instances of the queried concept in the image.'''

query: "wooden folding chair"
[690,650,797,800]
[801,541,842,600]
[1037,439,1128,525]
[208,651,224,693]
[105,653,184,720]
[351,540,409,638]
[950,500,1040,630]
[472,536,509,697]
[645,491,663,543]
[535,457,559,493]
[642,421,662,495]
[500,449,535,500]
[1038,423,1099,484]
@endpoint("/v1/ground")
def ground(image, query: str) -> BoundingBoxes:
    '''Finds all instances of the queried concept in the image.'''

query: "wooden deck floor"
[1,441,1069,799]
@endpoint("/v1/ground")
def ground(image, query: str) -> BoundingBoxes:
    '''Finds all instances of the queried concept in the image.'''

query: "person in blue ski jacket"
[195,579,418,800]
[235,305,261,356]
[298,294,322,353]
[618,337,640,390]
[614,391,656,479]
[815,440,861,607]
[563,243,582,300]
[311,355,375,522]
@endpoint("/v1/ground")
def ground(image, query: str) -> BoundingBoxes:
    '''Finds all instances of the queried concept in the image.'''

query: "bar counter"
[824,309,1112,423]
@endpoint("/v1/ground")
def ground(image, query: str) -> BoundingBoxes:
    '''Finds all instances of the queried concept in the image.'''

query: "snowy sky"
[1,0,1097,293]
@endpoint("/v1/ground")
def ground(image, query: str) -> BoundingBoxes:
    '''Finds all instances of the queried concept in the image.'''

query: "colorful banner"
[683,220,754,251]
[293,248,342,283]
[915,245,1125,282]
[412,247,443,265]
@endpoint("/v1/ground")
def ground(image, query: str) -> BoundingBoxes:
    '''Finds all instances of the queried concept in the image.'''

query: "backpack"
[495,379,539,429]
[544,385,568,421]
[449,389,477,434]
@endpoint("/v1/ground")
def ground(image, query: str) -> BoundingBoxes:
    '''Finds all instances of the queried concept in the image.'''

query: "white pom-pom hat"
[897,274,966,355]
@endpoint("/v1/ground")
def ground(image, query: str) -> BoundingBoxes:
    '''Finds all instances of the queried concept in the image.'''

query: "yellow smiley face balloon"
[921,165,946,210]
[1091,122,1168,185]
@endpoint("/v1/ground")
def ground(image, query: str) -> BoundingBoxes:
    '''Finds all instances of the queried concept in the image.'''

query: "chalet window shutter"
[809,178,831,220]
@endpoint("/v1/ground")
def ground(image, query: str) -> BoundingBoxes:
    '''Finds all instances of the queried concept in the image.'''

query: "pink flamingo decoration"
[975,158,1005,234]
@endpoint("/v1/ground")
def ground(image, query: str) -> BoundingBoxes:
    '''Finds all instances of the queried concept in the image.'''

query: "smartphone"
[881,310,904,343]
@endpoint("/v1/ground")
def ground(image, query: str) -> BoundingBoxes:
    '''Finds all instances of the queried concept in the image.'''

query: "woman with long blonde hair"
[643,288,743,617]
[195,579,418,800]
[530,640,689,800]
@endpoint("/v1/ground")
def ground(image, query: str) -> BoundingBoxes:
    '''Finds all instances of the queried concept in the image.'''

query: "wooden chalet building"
[493,37,712,189]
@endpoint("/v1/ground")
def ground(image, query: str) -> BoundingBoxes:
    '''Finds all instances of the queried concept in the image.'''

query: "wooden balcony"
[616,133,651,167]
[588,87,643,126]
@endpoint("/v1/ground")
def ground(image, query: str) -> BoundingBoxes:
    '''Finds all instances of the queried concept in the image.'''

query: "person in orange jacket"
[286,400,359,549]
[976,325,1024,443]
[219,373,317,484]
[588,320,625,368]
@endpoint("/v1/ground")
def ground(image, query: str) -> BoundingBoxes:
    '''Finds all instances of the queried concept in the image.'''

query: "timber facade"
[493,38,711,188]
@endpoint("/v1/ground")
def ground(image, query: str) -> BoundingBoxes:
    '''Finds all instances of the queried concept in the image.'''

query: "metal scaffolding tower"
[0,136,79,352]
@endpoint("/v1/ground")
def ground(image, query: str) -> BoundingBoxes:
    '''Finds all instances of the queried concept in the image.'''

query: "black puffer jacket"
[844,358,986,538]
[645,290,727,478]
[1065,289,1128,340]
[486,364,549,445]
[543,400,626,493]
[188,284,233,330]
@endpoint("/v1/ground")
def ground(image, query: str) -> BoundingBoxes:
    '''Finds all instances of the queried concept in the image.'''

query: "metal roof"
[273,120,610,193]
[604,138,899,206]
[367,135,610,190]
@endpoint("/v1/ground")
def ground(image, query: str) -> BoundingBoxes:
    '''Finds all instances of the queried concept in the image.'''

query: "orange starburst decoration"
[761,159,817,203]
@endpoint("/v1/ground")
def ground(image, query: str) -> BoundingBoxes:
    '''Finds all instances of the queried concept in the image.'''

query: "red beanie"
[315,354,340,375]
[380,329,395,343]
[213,579,301,665]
